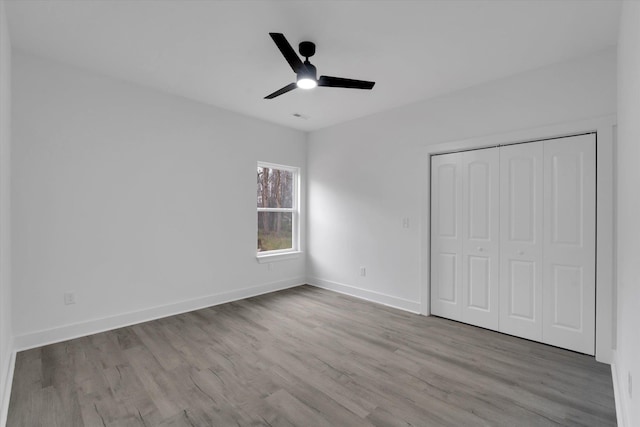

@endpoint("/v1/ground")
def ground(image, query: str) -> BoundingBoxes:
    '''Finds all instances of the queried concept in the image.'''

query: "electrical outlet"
[629,372,633,398]
[360,267,366,277]
[267,262,273,272]
[402,217,410,229]
[64,292,76,305]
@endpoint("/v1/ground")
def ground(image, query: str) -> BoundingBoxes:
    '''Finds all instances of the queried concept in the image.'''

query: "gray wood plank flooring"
[7,285,616,426]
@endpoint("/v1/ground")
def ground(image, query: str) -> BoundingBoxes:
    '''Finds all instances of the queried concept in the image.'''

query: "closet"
[430,134,596,355]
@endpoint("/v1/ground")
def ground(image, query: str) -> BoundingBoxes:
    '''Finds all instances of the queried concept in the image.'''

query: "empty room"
[0,0,639,426]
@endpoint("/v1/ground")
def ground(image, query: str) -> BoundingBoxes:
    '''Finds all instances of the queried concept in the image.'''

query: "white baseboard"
[13,277,306,351]
[307,277,421,314]
[1,347,15,427]
[611,352,628,427]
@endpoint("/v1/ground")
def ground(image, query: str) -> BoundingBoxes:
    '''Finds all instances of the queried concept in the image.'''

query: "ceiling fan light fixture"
[297,77,317,89]
[264,33,375,99]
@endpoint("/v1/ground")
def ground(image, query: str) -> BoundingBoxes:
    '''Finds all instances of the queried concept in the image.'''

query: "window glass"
[257,212,293,251]
[257,163,298,254]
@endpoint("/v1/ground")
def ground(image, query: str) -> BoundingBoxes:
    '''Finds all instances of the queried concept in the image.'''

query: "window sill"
[256,251,303,263]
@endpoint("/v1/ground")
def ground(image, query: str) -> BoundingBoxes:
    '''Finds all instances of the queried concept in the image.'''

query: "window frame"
[256,161,301,262]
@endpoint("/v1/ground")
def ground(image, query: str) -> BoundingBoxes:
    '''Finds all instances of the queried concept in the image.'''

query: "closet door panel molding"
[430,153,463,320]
[499,142,544,341]
[542,134,596,354]
[461,149,500,329]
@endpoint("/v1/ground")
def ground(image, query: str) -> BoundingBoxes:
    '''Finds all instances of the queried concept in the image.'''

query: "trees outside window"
[257,163,298,253]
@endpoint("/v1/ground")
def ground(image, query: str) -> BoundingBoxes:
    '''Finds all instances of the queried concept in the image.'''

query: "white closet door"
[461,149,500,329]
[499,142,544,342]
[430,152,463,321]
[542,134,596,355]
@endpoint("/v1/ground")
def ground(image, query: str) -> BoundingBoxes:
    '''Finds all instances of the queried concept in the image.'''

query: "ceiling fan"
[265,33,375,99]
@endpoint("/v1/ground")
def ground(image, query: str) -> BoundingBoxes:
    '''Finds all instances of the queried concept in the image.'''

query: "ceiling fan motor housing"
[299,41,316,58]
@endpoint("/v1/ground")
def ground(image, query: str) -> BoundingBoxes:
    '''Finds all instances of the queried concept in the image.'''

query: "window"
[257,162,299,259]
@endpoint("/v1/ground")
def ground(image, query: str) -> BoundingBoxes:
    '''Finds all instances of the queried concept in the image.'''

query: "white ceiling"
[5,0,621,132]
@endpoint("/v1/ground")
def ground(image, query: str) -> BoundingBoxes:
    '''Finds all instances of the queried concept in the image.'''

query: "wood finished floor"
[7,285,616,426]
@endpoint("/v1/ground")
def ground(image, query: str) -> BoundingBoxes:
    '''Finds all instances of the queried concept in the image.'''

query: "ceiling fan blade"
[318,76,375,90]
[264,82,298,99]
[269,33,307,74]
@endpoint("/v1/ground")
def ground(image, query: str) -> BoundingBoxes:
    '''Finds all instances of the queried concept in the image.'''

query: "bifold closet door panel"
[542,134,596,355]
[461,148,500,330]
[430,153,463,321]
[499,142,544,342]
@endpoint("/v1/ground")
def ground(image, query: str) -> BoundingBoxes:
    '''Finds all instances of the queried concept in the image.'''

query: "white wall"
[615,2,640,425]
[0,0,12,422]
[11,52,307,348]
[0,0,13,425]
[307,49,616,312]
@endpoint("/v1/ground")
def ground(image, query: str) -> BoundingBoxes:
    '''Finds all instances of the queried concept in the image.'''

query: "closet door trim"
[422,115,615,363]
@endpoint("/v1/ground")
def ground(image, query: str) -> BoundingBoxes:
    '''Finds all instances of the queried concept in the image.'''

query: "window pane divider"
[257,207,294,213]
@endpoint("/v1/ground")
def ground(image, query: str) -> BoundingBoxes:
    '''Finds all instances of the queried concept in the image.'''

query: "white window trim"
[256,251,302,264]
[256,162,301,262]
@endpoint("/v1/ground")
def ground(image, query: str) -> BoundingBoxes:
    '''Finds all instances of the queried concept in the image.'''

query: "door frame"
[421,115,616,363]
